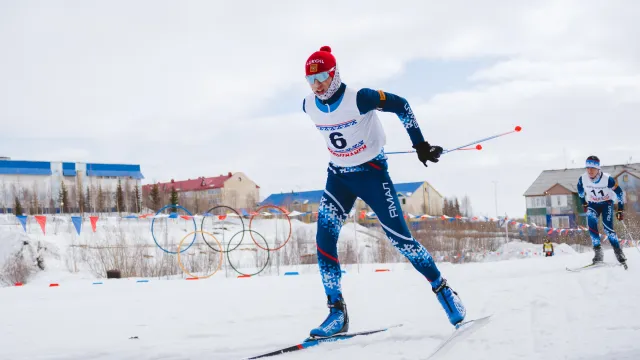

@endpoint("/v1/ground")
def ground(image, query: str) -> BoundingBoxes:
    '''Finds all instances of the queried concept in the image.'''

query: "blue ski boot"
[432,277,466,327]
[309,295,349,339]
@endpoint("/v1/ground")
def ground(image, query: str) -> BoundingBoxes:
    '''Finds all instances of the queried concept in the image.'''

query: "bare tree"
[0,180,7,213]
[461,195,473,217]
[31,181,40,214]
[86,186,94,213]
[77,177,85,214]
[67,183,77,212]
[10,183,19,206]
[22,187,32,214]
[0,252,33,286]
[47,186,55,214]
[97,185,105,213]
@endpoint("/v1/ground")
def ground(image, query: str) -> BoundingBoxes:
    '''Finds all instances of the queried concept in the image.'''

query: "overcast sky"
[1,0,639,217]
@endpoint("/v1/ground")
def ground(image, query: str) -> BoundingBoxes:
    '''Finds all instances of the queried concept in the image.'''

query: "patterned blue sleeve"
[356,88,425,146]
[577,176,586,203]
[608,176,624,210]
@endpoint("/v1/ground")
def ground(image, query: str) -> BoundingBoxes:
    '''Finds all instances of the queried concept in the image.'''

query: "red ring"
[249,205,292,251]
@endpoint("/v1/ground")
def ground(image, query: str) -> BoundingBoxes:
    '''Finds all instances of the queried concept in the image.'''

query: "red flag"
[35,215,47,235]
[90,216,99,232]
[180,215,192,220]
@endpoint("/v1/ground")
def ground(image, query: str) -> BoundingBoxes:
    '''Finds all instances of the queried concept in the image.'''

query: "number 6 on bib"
[330,132,347,149]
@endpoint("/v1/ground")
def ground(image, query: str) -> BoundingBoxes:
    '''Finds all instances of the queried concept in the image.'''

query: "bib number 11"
[330,132,347,149]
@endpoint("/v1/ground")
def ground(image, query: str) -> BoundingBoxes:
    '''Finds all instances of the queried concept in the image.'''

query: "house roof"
[394,182,424,196]
[261,189,325,206]
[142,173,233,193]
[523,163,640,196]
[261,181,428,206]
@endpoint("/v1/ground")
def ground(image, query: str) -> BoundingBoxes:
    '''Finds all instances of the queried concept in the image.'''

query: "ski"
[244,324,403,359]
[566,262,627,272]
[424,315,493,360]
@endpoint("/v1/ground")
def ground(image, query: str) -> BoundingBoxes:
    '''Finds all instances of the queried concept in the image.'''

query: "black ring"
[225,229,270,277]
[200,205,245,253]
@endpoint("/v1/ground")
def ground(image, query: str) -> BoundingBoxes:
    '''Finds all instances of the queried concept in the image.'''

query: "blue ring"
[151,204,197,254]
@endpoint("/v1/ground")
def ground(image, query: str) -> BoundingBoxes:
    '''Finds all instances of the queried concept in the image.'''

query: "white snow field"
[1,244,639,359]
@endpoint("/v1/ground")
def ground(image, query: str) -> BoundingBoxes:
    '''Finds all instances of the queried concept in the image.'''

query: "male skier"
[302,46,466,339]
[577,155,627,266]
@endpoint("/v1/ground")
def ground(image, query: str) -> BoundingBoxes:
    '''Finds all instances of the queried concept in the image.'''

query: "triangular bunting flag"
[90,216,99,232]
[35,215,47,235]
[16,215,27,232]
[71,216,82,235]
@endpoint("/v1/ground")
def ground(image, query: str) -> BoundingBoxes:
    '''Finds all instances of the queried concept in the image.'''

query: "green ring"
[226,229,270,277]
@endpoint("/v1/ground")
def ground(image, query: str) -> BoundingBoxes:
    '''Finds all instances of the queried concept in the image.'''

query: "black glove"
[413,141,443,167]
[616,211,624,221]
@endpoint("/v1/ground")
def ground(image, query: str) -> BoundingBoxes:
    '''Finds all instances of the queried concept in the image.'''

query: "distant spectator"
[543,239,554,257]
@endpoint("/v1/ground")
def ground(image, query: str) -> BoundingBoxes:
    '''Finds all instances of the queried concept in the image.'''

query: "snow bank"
[482,239,578,262]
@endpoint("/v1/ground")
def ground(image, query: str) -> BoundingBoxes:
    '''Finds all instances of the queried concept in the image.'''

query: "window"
[552,216,570,229]
[550,195,568,208]
[526,196,546,209]
[529,215,547,227]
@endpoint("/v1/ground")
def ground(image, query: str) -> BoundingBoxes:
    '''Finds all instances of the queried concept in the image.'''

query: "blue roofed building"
[0,157,144,214]
[261,180,444,222]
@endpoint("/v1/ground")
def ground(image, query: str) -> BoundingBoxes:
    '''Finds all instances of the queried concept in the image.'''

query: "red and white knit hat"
[305,46,336,76]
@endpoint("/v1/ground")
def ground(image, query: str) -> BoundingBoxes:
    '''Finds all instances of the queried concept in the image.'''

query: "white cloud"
[1,0,639,217]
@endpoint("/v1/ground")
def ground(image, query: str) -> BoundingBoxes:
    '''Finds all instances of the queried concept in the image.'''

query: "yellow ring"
[177,230,223,279]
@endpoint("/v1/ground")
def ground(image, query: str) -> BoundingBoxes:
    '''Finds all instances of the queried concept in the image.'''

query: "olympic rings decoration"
[148,203,294,278]
[200,205,245,253]
[151,204,197,254]
[249,204,292,251]
[226,229,271,277]
[177,230,224,279]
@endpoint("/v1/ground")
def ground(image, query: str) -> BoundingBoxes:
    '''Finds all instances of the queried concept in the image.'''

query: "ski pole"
[386,144,482,155]
[386,125,522,155]
[621,220,639,253]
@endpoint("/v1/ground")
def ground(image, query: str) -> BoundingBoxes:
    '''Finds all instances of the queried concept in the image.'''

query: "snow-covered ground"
[1,245,638,359]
